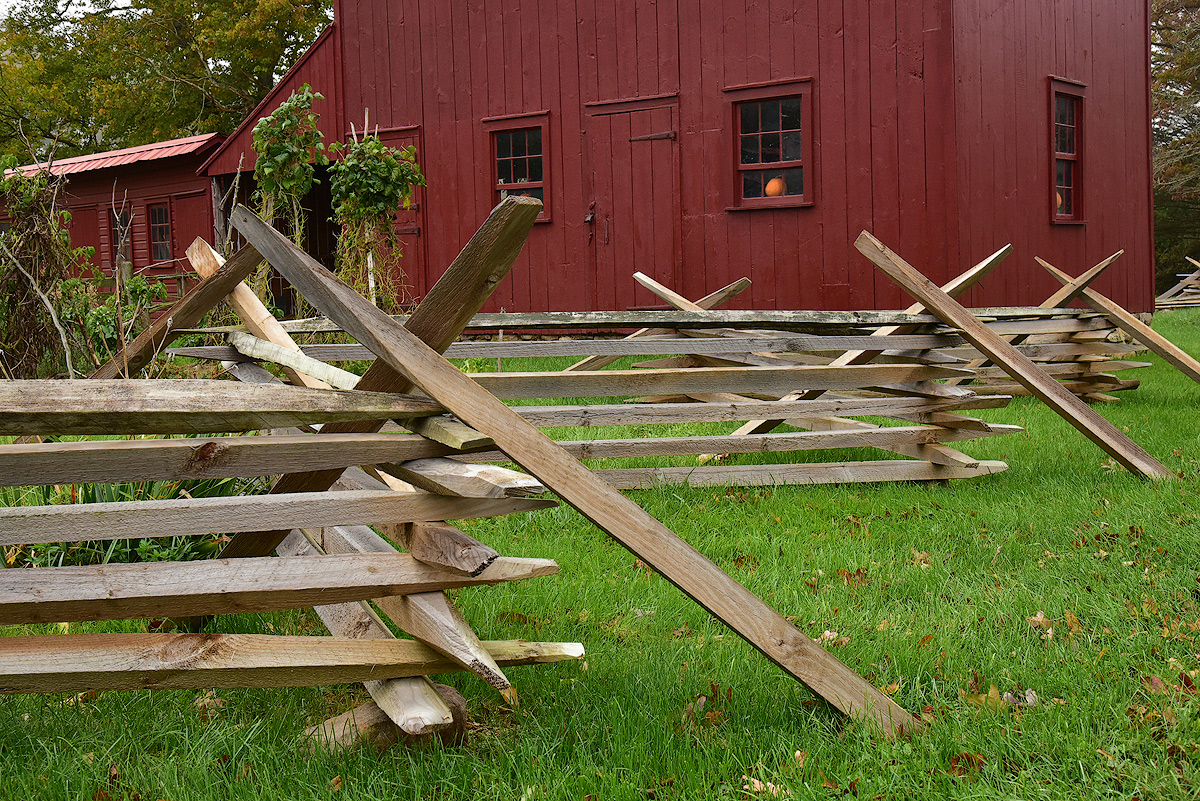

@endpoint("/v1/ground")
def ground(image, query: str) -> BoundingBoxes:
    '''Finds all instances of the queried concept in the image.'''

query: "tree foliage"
[1153,1,1200,289]
[0,0,332,162]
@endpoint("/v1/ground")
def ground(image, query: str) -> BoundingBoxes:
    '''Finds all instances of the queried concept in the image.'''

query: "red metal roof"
[11,133,224,177]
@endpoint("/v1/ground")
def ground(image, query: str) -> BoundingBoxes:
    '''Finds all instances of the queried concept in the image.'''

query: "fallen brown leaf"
[948,752,985,776]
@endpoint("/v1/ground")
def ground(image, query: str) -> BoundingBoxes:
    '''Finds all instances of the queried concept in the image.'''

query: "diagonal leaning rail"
[227,202,917,737]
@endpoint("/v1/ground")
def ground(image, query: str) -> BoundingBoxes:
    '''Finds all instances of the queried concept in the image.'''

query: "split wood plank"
[230,205,917,736]
[190,307,1087,336]
[0,553,559,624]
[1039,258,1200,385]
[569,277,752,370]
[506,396,1009,427]
[303,524,516,701]
[401,416,495,450]
[856,231,1171,479]
[273,531,453,734]
[597,459,1008,489]
[0,433,453,487]
[91,244,264,379]
[0,635,584,694]
[187,239,331,389]
[379,458,545,498]
[0,380,443,435]
[463,364,968,399]
[218,195,543,560]
[0,490,555,546]
[169,331,962,363]
[459,424,1019,462]
[381,522,501,576]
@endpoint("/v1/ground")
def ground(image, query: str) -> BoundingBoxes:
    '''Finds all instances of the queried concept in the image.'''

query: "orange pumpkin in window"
[765,177,786,197]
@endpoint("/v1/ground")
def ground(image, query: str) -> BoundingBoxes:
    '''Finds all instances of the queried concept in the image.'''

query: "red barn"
[2,134,224,295]
[202,0,1155,313]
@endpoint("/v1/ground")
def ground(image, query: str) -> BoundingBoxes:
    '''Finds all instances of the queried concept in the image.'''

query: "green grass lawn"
[3,310,1199,800]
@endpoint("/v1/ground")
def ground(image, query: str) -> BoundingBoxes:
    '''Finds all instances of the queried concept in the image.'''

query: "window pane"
[1058,187,1073,216]
[528,156,543,182]
[512,133,527,157]
[743,171,763,199]
[782,130,803,161]
[784,166,803,196]
[497,160,512,184]
[512,158,527,183]
[741,134,760,165]
[1062,126,1075,154]
[497,133,511,159]
[760,132,780,163]
[781,97,802,130]
[740,103,758,135]
[528,128,542,155]
[1057,159,1073,189]
[759,100,780,131]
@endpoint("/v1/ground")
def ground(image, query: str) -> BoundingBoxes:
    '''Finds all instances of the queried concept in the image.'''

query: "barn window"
[148,203,172,262]
[1050,78,1085,223]
[493,128,546,208]
[726,80,813,209]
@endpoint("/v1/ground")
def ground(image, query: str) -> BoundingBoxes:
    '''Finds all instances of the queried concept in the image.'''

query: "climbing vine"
[329,133,426,312]
[250,84,327,303]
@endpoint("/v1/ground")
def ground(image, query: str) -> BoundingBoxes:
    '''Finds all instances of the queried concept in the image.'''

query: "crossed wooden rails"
[1157,256,1200,311]
[2,196,1189,744]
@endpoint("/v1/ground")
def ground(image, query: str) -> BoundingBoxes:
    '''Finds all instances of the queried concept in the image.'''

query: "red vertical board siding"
[868,0,902,308]
[950,0,1151,311]
[816,0,850,307]
[894,0,930,286]
[190,0,1154,314]
[841,0,875,310]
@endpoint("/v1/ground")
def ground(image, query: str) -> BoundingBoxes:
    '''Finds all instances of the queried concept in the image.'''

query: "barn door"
[378,130,428,303]
[586,105,681,310]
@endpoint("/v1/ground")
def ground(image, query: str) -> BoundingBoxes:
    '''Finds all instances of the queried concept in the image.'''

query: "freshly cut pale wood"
[461,424,1017,462]
[187,239,331,390]
[220,196,543,560]
[598,459,1009,489]
[0,635,586,693]
[304,524,515,700]
[0,489,555,546]
[0,380,444,435]
[568,277,752,371]
[505,396,1007,427]
[227,330,360,389]
[91,243,264,379]
[381,521,501,576]
[379,458,545,498]
[401,416,495,450]
[0,552,560,624]
[0,433,451,487]
[466,364,968,399]
[274,531,454,734]
[733,245,1012,436]
[856,231,1170,479]
[232,206,916,736]
[1039,258,1200,385]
